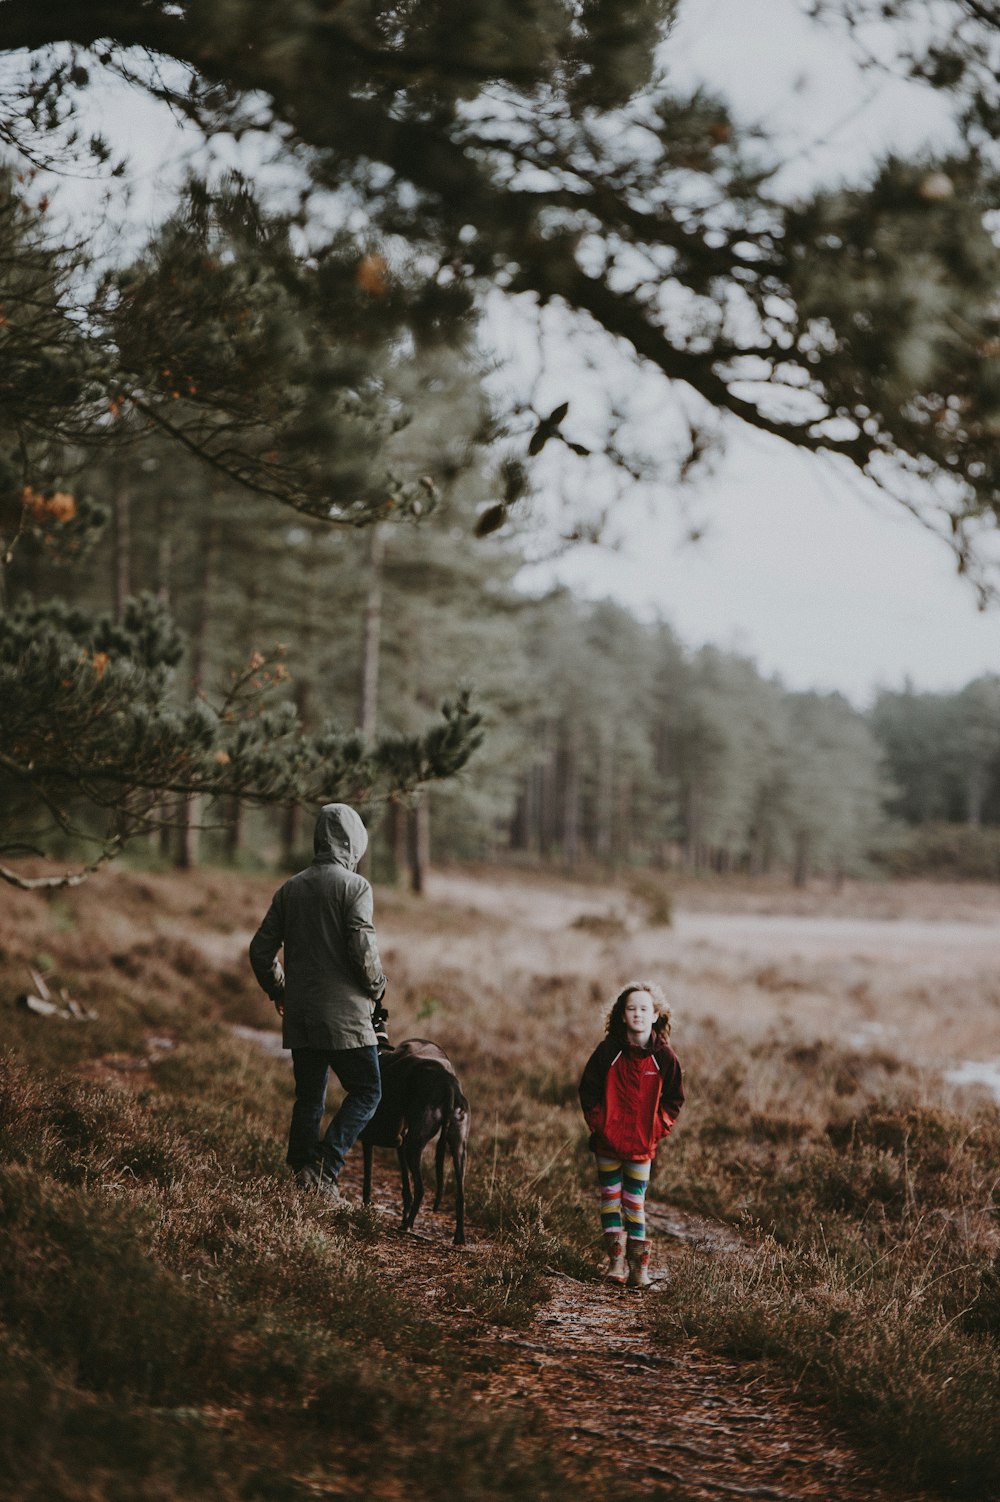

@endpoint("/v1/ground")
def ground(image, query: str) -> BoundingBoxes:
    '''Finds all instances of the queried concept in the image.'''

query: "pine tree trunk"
[158,808,175,861]
[389,801,409,886]
[223,573,259,866]
[516,758,540,855]
[177,809,200,871]
[149,491,173,859]
[510,783,528,852]
[409,796,430,895]
[281,803,303,866]
[793,830,811,889]
[280,679,311,866]
[177,512,220,870]
[356,523,386,880]
[683,785,702,869]
[513,758,544,855]
[225,797,245,860]
[563,739,581,867]
[149,490,173,856]
[113,465,131,624]
[358,522,386,741]
[156,520,172,604]
[539,721,558,860]
[616,773,632,865]
[595,734,613,862]
[532,760,546,855]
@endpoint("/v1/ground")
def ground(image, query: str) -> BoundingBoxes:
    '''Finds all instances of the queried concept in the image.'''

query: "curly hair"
[604,980,672,1042]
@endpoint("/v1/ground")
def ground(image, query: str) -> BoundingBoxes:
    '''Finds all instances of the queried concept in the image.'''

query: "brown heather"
[1,863,1000,1497]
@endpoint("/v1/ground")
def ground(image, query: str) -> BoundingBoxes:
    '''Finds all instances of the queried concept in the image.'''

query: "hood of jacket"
[312,803,368,870]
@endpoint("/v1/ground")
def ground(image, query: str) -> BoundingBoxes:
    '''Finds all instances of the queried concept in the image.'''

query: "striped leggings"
[596,1153,651,1240]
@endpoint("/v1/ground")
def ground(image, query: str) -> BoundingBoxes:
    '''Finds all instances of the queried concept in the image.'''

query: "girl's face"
[622,990,655,1045]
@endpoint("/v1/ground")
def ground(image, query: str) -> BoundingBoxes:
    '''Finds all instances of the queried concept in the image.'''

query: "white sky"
[36,0,1000,708]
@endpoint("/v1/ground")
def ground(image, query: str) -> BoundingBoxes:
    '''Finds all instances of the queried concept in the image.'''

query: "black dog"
[360,1037,470,1245]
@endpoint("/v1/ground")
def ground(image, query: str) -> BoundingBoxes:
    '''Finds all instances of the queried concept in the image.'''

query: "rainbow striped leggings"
[596,1153,651,1240]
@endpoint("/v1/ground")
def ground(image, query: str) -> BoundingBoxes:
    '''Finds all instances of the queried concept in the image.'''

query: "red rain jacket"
[579,1032,684,1162]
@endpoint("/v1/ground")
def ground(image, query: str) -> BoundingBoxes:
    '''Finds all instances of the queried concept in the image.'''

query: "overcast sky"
[518,0,1000,708]
[44,0,1000,708]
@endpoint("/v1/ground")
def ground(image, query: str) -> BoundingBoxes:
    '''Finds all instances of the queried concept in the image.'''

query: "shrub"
[876,822,1000,879]
[0,1167,230,1404]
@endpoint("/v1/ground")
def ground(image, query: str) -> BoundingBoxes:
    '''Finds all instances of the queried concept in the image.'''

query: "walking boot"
[295,1164,347,1206]
[626,1237,652,1289]
[603,1230,628,1285]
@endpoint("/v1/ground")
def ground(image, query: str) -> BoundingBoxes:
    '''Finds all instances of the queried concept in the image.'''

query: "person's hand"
[273,996,285,1018]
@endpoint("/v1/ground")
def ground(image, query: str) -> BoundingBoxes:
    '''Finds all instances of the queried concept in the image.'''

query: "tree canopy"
[4,3,1000,546]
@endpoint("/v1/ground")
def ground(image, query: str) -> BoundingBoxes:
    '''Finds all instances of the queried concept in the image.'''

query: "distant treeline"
[11,443,1000,884]
[508,621,1000,884]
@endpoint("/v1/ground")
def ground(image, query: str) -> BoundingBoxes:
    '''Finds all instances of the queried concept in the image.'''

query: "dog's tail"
[448,1075,469,1125]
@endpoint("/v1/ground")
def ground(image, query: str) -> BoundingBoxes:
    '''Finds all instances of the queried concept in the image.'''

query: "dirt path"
[340,1161,930,1502]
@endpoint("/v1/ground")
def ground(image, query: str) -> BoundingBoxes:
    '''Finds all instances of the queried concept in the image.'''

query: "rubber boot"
[626,1237,652,1289]
[603,1230,628,1285]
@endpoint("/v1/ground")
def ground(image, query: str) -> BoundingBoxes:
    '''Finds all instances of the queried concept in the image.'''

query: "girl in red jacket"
[579,980,684,1289]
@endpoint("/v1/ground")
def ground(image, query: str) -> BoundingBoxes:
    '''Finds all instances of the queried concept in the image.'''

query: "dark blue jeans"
[287,1045,382,1181]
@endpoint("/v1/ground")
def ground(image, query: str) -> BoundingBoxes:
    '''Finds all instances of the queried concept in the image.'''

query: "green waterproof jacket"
[249,804,387,1051]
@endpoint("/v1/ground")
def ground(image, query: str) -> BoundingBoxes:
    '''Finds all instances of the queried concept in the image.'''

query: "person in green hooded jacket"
[250,803,387,1201]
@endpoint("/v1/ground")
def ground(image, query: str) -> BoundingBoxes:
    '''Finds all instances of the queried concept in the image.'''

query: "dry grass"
[2,860,1000,1496]
[0,1050,629,1502]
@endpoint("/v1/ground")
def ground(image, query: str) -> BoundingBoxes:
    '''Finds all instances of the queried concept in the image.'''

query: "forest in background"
[11,439,1000,888]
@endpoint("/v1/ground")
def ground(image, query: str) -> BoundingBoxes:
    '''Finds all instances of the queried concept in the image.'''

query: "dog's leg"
[433,1128,447,1211]
[396,1140,412,1229]
[451,1119,468,1246]
[362,1141,373,1205]
[402,1120,430,1232]
[446,1095,470,1246]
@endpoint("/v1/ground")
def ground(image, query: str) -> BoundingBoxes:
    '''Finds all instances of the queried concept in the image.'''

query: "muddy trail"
[338,1158,930,1502]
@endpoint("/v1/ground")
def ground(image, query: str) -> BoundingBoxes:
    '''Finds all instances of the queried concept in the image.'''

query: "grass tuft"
[657,1238,1000,1497]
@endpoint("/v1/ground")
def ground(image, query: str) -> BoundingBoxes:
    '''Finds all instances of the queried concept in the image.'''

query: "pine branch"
[0,842,121,892]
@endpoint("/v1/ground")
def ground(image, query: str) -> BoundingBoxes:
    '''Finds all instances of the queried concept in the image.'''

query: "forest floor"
[342,1155,932,1502]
